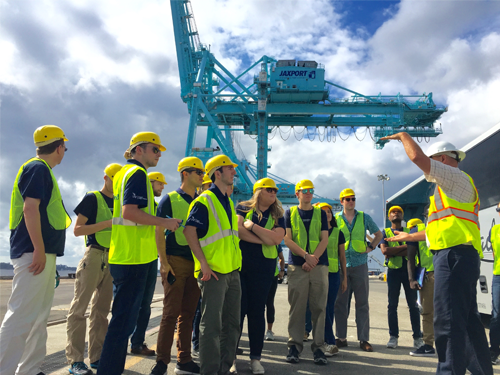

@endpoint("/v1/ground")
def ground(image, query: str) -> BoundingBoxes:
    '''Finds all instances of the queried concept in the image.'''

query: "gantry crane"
[170,0,446,205]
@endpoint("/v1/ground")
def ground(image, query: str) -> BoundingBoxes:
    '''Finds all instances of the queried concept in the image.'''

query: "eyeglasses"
[146,145,161,154]
[184,169,205,176]
[343,197,356,202]
[300,189,314,194]
[265,188,278,194]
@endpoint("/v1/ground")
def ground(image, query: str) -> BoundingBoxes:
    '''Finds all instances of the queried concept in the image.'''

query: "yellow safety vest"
[414,223,434,272]
[244,209,278,259]
[109,164,157,265]
[384,227,410,269]
[290,206,322,254]
[168,191,190,246]
[84,191,112,248]
[326,227,340,273]
[426,173,482,257]
[491,224,500,275]
[9,157,71,231]
[335,211,366,253]
[188,190,241,277]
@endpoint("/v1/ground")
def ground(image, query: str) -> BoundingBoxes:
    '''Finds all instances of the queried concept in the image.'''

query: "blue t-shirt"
[157,188,198,261]
[406,226,420,248]
[236,205,286,275]
[284,207,329,266]
[123,159,149,208]
[10,160,66,259]
[74,191,114,247]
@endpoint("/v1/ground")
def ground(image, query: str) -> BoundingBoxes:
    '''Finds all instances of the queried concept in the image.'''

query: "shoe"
[229,362,238,374]
[286,345,300,363]
[303,332,310,342]
[250,360,265,374]
[313,349,328,365]
[413,337,424,349]
[192,348,199,358]
[36,373,46,375]
[410,344,436,357]
[90,360,99,369]
[69,362,93,375]
[265,330,275,341]
[336,339,348,348]
[360,341,373,352]
[236,348,244,355]
[322,343,339,357]
[491,351,499,365]
[175,360,200,374]
[387,336,398,349]
[131,343,156,356]
[150,361,168,375]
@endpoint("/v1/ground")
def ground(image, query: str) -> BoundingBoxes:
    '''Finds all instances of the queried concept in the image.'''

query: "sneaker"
[491,352,499,365]
[286,345,300,363]
[387,336,398,349]
[323,343,339,357]
[413,337,425,349]
[131,343,156,356]
[90,361,99,369]
[150,361,168,375]
[175,361,200,375]
[250,360,265,374]
[229,362,238,374]
[336,339,348,348]
[313,349,328,365]
[69,362,93,375]
[192,348,199,358]
[410,344,436,357]
[265,330,275,341]
[303,332,310,342]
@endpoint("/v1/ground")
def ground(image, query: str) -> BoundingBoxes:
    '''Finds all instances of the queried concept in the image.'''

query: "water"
[0,269,76,278]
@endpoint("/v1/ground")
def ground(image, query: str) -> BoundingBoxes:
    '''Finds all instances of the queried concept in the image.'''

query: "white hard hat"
[426,141,466,162]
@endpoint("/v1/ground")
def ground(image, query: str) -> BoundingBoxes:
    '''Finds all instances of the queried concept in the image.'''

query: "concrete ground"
[1,278,498,375]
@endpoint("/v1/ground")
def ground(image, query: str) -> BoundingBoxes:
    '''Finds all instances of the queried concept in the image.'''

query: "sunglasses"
[185,169,205,176]
[265,188,278,194]
[497,206,500,212]
[343,197,356,202]
[300,189,314,194]
[146,145,161,154]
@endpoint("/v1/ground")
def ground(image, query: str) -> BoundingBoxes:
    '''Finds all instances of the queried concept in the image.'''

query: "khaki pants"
[65,246,113,364]
[421,271,435,346]
[287,264,328,354]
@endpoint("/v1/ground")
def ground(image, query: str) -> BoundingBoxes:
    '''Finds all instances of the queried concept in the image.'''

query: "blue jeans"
[192,297,201,351]
[490,275,500,354]
[96,262,153,375]
[130,258,158,348]
[433,246,492,375]
[387,265,421,339]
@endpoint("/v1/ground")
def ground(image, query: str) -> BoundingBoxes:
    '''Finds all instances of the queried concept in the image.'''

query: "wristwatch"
[367,244,374,250]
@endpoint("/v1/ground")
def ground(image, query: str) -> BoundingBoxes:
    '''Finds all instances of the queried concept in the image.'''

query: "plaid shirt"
[424,159,476,203]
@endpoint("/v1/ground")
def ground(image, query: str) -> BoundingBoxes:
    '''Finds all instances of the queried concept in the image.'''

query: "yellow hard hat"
[202,174,212,185]
[295,179,314,191]
[33,125,68,147]
[104,163,122,181]
[315,202,332,211]
[339,188,355,199]
[407,218,423,229]
[178,157,204,172]
[388,205,404,217]
[148,172,167,185]
[253,178,278,193]
[205,155,238,177]
[124,131,166,159]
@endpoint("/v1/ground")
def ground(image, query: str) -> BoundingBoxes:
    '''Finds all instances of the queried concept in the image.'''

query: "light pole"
[377,174,390,228]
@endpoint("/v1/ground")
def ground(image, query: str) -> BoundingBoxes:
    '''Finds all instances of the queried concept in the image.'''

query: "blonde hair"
[239,188,284,223]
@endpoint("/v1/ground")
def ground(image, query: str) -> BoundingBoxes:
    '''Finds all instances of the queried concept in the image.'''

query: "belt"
[89,244,109,252]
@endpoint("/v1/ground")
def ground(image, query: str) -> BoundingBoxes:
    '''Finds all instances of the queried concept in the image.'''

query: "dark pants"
[192,298,201,351]
[97,262,153,375]
[130,258,158,349]
[387,265,421,339]
[490,275,500,355]
[433,246,492,375]
[240,270,274,360]
[266,276,279,324]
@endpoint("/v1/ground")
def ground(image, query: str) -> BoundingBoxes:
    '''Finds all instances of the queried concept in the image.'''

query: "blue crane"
[170,0,446,206]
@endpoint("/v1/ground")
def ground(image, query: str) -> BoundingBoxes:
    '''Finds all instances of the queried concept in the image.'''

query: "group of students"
[0,124,497,375]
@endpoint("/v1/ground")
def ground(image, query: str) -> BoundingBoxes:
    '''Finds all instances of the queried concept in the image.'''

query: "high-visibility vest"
[384,227,410,269]
[491,224,500,275]
[244,209,278,259]
[168,190,190,246]
[426,173,482,257]
[188,190,241,277]
[109,164,156,265]
[9,157,71,231]
[290,206,322,254]
[326,227,340,273]
[335,211,366,253]
[415,223,434,272]
[85,191,113,248]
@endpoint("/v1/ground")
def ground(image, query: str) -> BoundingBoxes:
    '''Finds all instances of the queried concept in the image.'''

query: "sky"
[1,0,500,267]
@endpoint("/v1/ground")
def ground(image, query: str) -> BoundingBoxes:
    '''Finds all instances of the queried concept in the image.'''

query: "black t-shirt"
[236,205,286,275]
[157,188,198,261]
[284,207,329,266]
[10,160,66,258]
[74,191,114,247]
[123,159,149,208]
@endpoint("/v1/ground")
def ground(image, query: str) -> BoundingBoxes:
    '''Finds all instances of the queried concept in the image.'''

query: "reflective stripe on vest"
[426,172,482,257]
[384,227,410,269]
[492,225,500,275]
[168,191,190,246]
[326,227,340,273]
[189,190,241,277]
[335,211,366,253]
[245,209,278,259]
[290,206,322,254]
[109,164,157,265]
[415,223,434,272]
[9,157,71,231]
[86,191,112,248]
